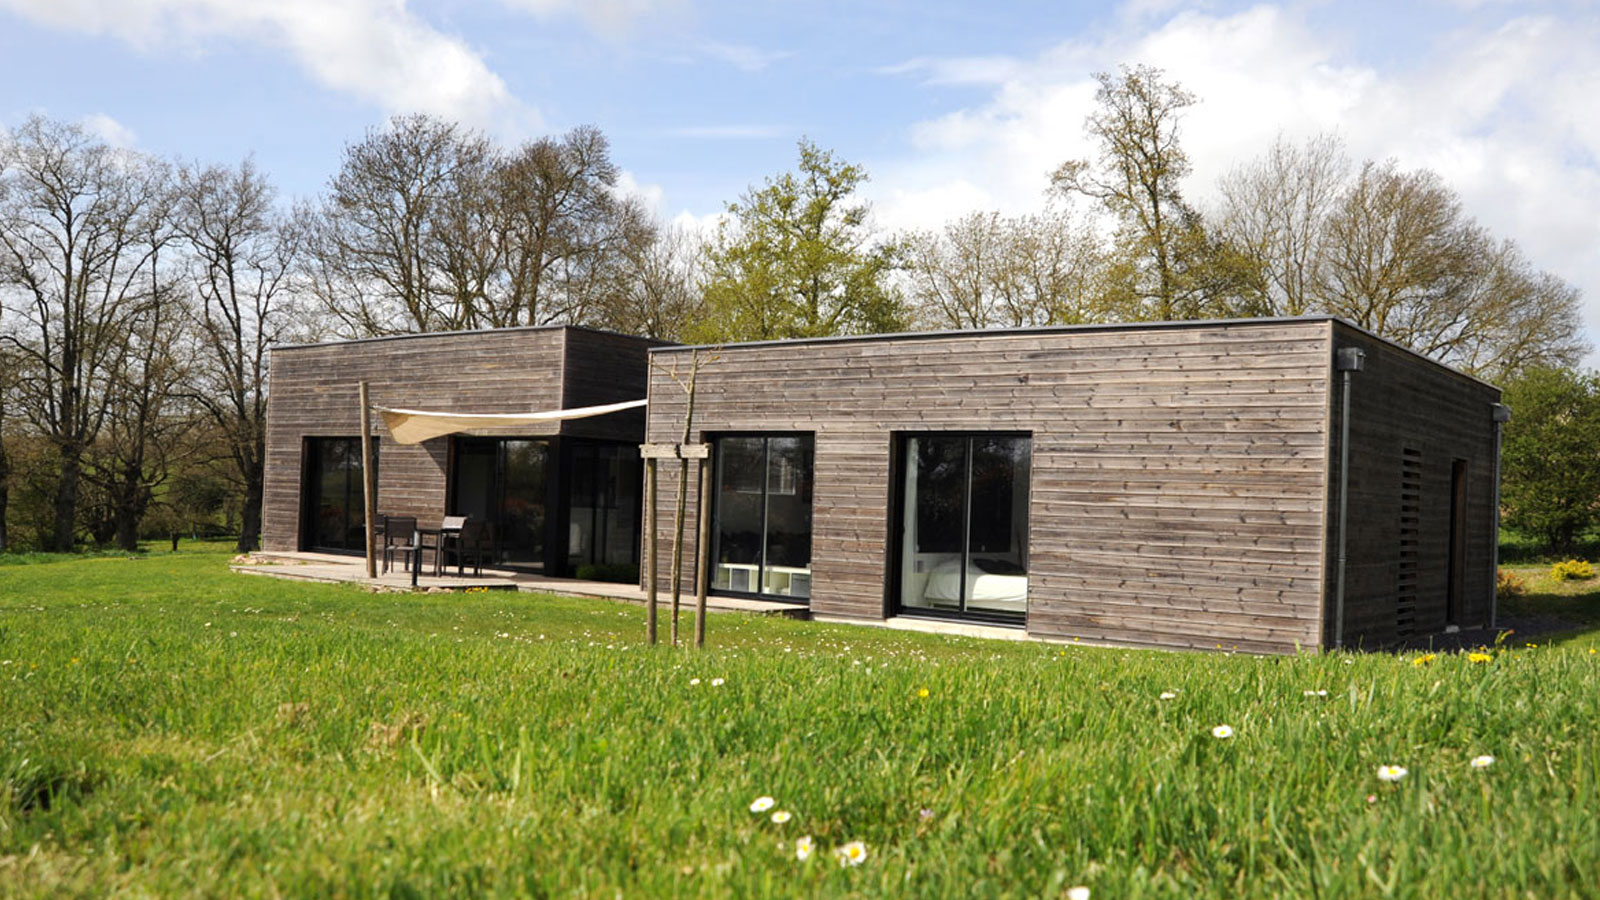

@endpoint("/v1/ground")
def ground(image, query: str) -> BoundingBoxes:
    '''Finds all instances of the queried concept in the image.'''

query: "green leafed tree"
[690,139,905,342]
[1499,367,1600,554]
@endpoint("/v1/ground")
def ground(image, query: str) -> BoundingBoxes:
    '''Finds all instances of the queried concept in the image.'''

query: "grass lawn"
[3,547,1600,898]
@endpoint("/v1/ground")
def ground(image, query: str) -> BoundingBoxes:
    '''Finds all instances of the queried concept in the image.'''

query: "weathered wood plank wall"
[646,320,1336,654]
[261,326,655,552]
[1329,323,1501,648]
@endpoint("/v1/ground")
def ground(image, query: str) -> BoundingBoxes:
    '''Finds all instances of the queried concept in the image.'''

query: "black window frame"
[889,431,1032,627]
[299,435,378,555]
[706,431,815,604]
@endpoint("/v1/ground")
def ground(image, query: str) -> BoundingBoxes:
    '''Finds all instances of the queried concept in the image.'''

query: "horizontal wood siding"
[262,327,651,552]
[1329,324,1501,648]
[560,329,662,442]
[646,321,1334,654]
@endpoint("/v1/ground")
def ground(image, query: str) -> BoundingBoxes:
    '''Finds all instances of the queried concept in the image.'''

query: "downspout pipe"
[1490,403,1512,630]
[1332,347,1365,650]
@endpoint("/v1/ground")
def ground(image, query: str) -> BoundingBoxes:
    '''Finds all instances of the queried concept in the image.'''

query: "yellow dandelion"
[1411,653,1437,667]
[834,841,868,867]
[1467,652,1492,664]
[917,687,930,699]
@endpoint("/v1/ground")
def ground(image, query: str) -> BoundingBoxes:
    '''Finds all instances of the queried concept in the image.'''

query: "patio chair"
[445,519,495,577]
[380,516,419,574]
[432,515,469,576]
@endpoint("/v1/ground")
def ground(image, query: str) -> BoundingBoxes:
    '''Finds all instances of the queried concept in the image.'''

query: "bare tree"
[598,222,705,340]
[175,159,299,551]
[0,116,171,549]
[905,208,1103,330]
[87,250,188,550]
[305,114,495,336]
[1052,65,1202,320]
[1217,133,1349,316]
[492,126,654,328]
[1218,146,1586,378]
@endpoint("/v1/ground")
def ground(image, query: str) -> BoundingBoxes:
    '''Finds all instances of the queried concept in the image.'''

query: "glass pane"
[567,444,598,568]
[499,440,548,567]
[965,437,1030,616]
[601,445,642,566]
[307,438,372,552]
[762,436,813,598]
[900,436,967,613]
[451,441,496,523]
[711,437,765,593]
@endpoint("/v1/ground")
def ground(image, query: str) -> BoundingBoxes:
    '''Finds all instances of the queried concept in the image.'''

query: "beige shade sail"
[375,398,647,445]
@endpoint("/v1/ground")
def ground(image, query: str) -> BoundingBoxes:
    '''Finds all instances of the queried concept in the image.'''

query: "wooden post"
[668,350,700,647]
[694,454,711,648]
[670,454,687,647]
[645,457,658,645]
[359,381,377,579]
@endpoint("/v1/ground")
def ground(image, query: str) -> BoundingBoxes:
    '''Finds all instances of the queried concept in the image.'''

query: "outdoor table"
[410,523,463,586]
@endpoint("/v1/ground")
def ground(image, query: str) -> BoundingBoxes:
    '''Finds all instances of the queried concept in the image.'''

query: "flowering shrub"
[1550,559,1596,581]
[1496,568,1527,599]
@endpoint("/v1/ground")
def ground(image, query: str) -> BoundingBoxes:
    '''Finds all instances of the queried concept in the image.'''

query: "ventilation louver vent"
[1397,447,1422,637]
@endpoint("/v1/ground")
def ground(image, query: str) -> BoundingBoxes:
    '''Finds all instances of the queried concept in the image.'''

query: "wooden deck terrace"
[233,551,811,618]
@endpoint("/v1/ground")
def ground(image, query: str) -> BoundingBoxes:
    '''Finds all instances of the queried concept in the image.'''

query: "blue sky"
[2,0,1598,361]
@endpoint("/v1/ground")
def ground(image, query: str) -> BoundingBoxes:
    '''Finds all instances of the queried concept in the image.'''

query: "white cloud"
[868,2,1600,361]
[78,112,137,147]
[614,169,665,216]
[0,0,527,127]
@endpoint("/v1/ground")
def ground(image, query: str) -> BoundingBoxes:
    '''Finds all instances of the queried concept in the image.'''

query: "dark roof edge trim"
[270,323,671,352]
[651,315,1501,393]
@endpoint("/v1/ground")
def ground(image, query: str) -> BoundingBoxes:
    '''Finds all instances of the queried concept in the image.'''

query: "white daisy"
[770,810,792,824]
[834,841,868,867]
[1377,765,1408,782]
[1470,755,1494,769]
[1212,724,1234,739]
[795,836,814,861]
[749,796,775,813]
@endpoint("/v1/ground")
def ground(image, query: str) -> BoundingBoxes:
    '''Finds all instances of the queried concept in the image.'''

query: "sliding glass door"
[710,434,814,600]
[302,437,376,553]
[450,438,550,569]
[897,434,1030,624]
[567,441,643,573]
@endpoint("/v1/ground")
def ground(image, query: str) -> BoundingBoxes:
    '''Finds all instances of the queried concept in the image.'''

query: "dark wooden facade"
[644,318,1502,654]
[261,326,659,574]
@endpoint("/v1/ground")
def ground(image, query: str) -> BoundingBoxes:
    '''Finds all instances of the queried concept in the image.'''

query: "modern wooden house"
[261,326,660,577]
[643,317,1505,654]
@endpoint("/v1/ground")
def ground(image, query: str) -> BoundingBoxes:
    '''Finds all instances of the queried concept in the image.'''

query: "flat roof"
[271,323,669,352]
[649,315,1501,393]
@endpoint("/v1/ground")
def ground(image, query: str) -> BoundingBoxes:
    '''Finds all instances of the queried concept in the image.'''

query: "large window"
[451,438,551,569]
[710,435,814,600]
[302,437,377,553]
[568,442,642,573]
[896,434,1030,624]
